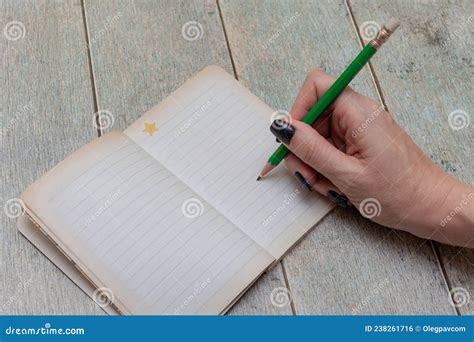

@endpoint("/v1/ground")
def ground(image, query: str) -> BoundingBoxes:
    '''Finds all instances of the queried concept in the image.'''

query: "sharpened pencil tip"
[258,163,275,180]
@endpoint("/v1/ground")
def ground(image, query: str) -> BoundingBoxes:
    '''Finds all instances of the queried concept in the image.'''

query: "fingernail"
[295,172,313,192]
[270,119,295,145]
[327,190,348,208]
[276,138,281,143]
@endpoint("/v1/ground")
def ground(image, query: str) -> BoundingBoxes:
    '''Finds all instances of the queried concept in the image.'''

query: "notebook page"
[125,66,333,259]
[21,131,273,314]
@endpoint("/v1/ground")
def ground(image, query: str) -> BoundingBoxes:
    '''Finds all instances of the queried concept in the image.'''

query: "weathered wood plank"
[219,0,455,314]
[84,0,291,315]
[350,0,473,314]
[228,266,294,315]
[0,0,103,314]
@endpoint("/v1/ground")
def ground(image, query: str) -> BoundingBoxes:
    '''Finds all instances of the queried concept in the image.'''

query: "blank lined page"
[125,66,333,258]
[22,131,273,314]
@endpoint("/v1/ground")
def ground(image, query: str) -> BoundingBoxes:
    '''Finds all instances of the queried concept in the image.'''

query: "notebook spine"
[25,214,123,314]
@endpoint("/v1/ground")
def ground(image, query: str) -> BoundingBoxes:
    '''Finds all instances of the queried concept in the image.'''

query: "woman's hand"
[270,69,474,247]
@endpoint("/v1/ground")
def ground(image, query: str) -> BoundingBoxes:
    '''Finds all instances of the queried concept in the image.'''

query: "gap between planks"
[81,0,102,137]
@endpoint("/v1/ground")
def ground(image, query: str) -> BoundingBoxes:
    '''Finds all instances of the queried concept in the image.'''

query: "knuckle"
[308,68,325,80]
[341,164,367,189]
[300,138,320,167]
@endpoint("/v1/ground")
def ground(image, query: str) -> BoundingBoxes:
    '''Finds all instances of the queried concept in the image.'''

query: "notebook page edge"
[16,215,119,315]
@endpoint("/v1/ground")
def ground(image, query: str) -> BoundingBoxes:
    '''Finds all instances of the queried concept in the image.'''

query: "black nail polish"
[295,172,313,192]
[276,138,281,143]
[270,119,295,145]
[327,190,348,208]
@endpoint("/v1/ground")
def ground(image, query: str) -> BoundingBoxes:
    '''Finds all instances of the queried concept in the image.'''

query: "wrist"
[435,180,474,247]
[417,172,474,247]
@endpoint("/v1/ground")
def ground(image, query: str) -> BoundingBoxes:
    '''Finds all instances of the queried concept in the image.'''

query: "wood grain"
[83,0,291,315]
[219,0,456,314]
[349,0,473,314]
[2,0,470,316]
[0,0,103,314]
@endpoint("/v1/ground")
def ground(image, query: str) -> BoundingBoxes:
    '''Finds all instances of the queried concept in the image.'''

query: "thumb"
[270,119,360,180]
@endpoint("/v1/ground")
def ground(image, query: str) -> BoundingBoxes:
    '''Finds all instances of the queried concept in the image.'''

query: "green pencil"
[257,18,400,180]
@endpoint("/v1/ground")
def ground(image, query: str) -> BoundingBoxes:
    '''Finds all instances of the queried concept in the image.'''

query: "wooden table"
[1,0,472,315]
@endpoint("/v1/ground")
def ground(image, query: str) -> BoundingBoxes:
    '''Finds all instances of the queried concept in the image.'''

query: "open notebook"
[20,66,333,315]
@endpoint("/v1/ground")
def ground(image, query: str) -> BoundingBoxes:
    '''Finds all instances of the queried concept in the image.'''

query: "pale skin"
[274,69,474,248]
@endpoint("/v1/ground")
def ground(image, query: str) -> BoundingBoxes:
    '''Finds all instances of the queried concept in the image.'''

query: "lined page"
[22,131,273,314]
[125,66,333,259]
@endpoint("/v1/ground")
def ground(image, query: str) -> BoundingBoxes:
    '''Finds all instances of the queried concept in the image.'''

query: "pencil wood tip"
[258,163,275,180]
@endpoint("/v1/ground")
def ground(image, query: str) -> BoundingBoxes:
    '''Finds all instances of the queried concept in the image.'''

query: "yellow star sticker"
[143,122,158,136]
